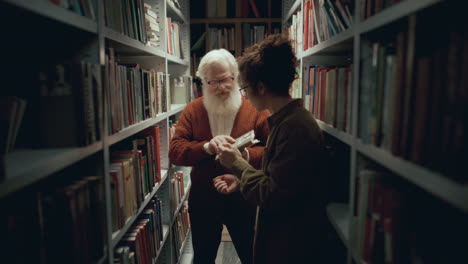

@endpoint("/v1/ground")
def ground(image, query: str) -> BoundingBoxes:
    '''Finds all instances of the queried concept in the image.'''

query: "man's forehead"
[206,64,232,77]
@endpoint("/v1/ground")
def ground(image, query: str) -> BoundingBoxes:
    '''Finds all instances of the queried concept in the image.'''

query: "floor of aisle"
[215,242,241,264]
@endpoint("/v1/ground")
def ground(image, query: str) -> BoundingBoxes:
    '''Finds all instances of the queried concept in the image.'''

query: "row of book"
[170,170,188,216]
[352,167,468,264]
[171,203,190,261]
[110,126,163,231]
[361,0,401,20]
[1,176,105,263]
[206,0,231,18]
[241,24,275,50]
[291,66,302,99]
[146,5,161,48]
[104,0,154,45]
[166,18,185,59]
[49,0,96,20]
[0,96,26,154]
[354,169,405,264]
[287,0,354,52]
[208,27,236,52]
[285,9,302,54]
[303,0,354,50]
[359,10,468,182]
[1,54,190,155]
[105,48,167,135]
[305,65,353,133]
[168,75,193,106]
[206,0,265,18]
[38,61,103,148]
[114,197,165,264]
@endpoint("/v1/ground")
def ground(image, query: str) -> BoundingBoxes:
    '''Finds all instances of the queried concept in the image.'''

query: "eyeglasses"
[239,87,247,97]
[205,77,234,88]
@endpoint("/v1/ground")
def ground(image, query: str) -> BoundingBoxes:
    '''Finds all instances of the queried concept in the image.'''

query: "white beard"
[203,85,242,116]
[203,85,242,136]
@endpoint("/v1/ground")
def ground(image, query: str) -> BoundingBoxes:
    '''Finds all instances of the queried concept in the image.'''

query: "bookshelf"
[0,0,194,263]
[283,0,468,263]
[190,0,283,75]
[3,0,98,33]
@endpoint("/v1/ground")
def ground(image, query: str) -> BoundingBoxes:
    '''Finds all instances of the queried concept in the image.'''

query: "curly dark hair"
[237,34,298,96]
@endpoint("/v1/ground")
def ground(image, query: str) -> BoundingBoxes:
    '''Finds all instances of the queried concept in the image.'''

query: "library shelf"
[111,169,169,248]
[167,53,190,66]
[0,141,103,198]
[104,27,166,57]
[172,182,192,224]
[355,141,468,213]
[153,224,171,264]
[301,28,354,58]
[167,104,187,116]
[166,0,188,24]
[326,203,350,247]
[177,228,193,264]
[107,114,169,146]
[2,0,97,33]
[357,0,443,35]
[283,0,301,24]
[316,120,354,146]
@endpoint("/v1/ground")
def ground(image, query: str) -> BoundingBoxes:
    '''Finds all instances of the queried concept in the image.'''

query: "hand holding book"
[217,143,241,168]
[215,130,260,162]
[207,135,236,154]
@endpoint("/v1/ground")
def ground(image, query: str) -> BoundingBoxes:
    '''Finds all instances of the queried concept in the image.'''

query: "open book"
[215,130,260,160]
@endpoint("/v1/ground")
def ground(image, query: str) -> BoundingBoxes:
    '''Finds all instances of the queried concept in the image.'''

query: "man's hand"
[213,174,240,194]
[207,135,236,154]
[218,143,242,169]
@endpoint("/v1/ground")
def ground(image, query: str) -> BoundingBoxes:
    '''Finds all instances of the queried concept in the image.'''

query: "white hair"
[196,49,239,80]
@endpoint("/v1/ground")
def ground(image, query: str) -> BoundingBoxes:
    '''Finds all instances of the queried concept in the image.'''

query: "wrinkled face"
[203,63,235,100]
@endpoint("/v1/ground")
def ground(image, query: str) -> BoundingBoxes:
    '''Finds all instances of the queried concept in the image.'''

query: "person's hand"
[218,143,242,169]
[208,135,235,154]
[241,148,249,161]
[213,174,240,194]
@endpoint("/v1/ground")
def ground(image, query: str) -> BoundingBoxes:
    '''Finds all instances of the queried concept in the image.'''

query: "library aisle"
[2,0,468,263]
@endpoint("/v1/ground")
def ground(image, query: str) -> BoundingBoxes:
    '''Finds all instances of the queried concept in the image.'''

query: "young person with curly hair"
[213,34,329,264]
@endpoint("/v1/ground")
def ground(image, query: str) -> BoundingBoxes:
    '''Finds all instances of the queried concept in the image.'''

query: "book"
[215,130,260,160]
[232,130,260,151]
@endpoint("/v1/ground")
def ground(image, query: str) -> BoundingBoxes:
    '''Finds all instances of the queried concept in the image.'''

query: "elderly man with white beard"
[169,49,269,264]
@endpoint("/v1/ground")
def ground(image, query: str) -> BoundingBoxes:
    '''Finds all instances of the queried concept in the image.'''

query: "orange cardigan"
[169,97,270,204]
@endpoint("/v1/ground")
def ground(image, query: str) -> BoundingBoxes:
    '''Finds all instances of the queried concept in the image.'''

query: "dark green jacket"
[232,99,328,264]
